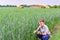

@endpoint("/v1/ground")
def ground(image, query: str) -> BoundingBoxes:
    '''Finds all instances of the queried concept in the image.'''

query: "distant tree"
[20,5,30,7]
[0,5,1,7]
[0,5,16,7]
[47,5,52,8]
[6,5,9,7]
[52,5,60,8]
[47,5,60,8]
[53,5,58,8]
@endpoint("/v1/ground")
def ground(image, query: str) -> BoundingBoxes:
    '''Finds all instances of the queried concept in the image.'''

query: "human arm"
[33,26,40,33]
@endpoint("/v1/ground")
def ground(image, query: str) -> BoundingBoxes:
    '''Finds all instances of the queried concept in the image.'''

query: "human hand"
[37,31,41,34]
[33,30,37,33]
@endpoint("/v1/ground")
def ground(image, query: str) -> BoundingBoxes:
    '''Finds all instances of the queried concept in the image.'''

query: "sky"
[0,0,60,6]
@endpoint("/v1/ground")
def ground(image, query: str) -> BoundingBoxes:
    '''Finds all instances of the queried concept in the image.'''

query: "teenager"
[34,19,51,40]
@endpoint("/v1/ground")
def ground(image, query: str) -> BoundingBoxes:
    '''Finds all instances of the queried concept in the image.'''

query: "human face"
[39,22,44,27]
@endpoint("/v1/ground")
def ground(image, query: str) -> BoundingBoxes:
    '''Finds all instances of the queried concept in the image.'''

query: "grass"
[50,29,60,40]
[0,7,60,40]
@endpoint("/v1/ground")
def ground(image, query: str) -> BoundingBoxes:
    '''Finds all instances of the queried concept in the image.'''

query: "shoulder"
[44,25,48,29]
[44,25,48,27]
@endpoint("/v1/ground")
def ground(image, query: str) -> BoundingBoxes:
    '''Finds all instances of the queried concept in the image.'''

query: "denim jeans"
[36,34,50,40]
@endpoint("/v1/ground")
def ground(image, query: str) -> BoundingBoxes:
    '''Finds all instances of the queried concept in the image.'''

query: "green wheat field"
[0,7,60,40]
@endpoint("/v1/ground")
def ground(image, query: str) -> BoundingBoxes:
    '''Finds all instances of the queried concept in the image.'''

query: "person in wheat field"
[34,19,51,40]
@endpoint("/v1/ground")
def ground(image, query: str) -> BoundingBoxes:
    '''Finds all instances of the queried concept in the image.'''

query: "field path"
[50,24,60,40]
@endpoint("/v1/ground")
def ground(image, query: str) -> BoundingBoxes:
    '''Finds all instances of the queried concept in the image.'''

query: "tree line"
[0,5,60,8]
[48,5,60,8]
[0,5,16,7]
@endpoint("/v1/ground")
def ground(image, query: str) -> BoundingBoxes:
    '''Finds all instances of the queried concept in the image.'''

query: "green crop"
[0,7,60,40]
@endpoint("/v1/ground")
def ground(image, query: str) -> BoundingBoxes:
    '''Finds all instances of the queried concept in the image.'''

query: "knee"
[42,35,50,40]
[42,36,46,39]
